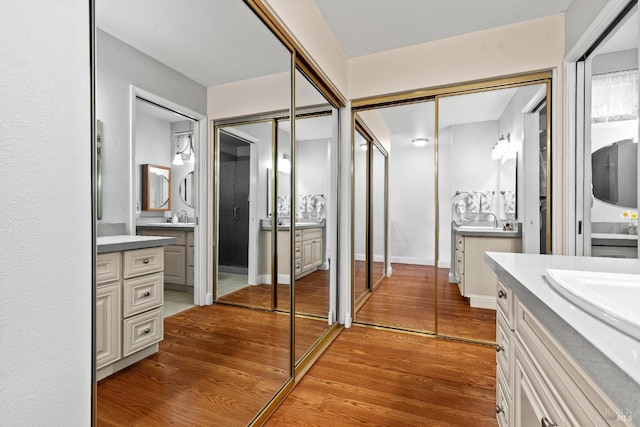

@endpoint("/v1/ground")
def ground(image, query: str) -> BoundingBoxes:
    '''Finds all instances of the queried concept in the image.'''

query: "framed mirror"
[179,171,194,208]
[141,164,171,211]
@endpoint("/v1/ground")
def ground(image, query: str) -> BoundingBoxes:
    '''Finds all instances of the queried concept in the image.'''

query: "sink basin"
[546,269,640,340]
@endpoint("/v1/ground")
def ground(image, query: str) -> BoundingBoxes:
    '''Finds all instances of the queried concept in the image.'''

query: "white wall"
[97,29,206,232]
[0,1,91,424]
[297,138,329,205]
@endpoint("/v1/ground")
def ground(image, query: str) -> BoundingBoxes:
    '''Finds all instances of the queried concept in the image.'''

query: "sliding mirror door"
[353,102,437,333]
[437,82,548,342]
[292,68,339,365]
[353,125,370,308]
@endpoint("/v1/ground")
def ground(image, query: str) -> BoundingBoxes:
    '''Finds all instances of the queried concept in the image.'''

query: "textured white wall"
[97,29,206,232]
[0,1,91,425]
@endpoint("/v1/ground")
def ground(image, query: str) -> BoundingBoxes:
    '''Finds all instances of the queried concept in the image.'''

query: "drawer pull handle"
[498,290,507,299]
[496,344,504,353]
[143,328,151,334]
[541,417,557,427]
[143,258,149,264]
[495,405,503,414]
[143,291,150,297]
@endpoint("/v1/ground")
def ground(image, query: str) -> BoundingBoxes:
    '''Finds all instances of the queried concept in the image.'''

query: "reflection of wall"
[297,138,329,216]
[96,29,206,232]
[353,147,367,260]
[591,120,638,222]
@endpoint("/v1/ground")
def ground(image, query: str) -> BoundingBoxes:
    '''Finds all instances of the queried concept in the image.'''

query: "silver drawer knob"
[496,344,504,353]
[498,290,507,299]
[143,258,149,264]
[495,405,504,414]
[143,291,150,297]
[143,328,150,334]
[541,417,557,427]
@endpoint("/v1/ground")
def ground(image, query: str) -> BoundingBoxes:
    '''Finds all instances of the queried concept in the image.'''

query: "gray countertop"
[453,223,521,238]
[97,235,177,253]
[485,252,640,418]
[136,223,195,231]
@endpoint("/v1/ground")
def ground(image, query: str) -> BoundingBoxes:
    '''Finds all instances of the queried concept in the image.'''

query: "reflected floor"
[218,270,330,317]
[355,264,496,342]
[217,272,249,297]
[163,289,195,318]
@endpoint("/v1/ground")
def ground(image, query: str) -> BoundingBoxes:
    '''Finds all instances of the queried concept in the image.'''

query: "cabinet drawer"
[496,365,511,427]
[96,282,121,369]
[187,265,194,286]
[123,307,163,357]
[295,259,302,276]
[123,247,164,278]
[123,272,163,318]
[186,231,194,246]
[96,252,121,284]
[295,230,302,241]
[295,242,302,259]
[303,228,323,240]
[497,280,512,326]
[496,310,511,393]
[138,229,186,245]
[187,245,194,267]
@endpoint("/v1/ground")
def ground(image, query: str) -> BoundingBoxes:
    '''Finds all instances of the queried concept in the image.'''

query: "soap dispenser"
[171,214,178,224]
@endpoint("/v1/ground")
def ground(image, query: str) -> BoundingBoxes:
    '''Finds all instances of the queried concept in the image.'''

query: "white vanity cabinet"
[97,246,165,381]
[455,234,521,308]
[137,228,194,290]
[300,228,323,277]
[261,226,324,282]
[496,280,630,427]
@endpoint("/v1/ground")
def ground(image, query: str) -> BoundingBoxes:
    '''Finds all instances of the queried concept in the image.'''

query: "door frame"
[130,86,209,305]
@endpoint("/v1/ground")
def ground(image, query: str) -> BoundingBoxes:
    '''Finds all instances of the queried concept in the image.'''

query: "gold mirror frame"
[350,71,553,344]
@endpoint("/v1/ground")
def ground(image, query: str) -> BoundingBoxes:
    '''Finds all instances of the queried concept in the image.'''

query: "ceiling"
[313,0,573,58]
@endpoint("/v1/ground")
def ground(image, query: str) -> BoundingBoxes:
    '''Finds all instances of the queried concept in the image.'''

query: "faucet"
[483,212,499,228]
[177,209,188,223]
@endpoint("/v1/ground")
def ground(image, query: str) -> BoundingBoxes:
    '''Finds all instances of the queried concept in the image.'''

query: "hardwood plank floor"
[356,264,496,342]
[267,325,498,426]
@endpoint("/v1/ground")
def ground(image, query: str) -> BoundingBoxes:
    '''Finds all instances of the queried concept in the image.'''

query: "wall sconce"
[172,131,194,165]
[278,153,291,174]
[412,138,429,147]
[492,133,516,161]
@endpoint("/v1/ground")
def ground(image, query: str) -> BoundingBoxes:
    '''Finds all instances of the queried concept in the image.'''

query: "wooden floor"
[267,325,497,426]
[218,270,330,318]
[356,264,496,342]
[97,304,327,426]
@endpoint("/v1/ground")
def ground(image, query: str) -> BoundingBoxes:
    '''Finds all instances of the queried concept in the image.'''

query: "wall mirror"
[267,168,291,217]
[141,164,171,210]
[592,139,637,207]
[179,171,194,208]
[353,126,369,308]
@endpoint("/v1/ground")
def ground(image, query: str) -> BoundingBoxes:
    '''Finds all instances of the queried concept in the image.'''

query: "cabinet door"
[301,239,314,272]
[311,239,323,268]
[96,282,121,369]
[164,245,186,284]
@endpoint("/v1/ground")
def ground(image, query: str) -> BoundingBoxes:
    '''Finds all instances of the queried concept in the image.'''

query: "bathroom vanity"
[486,252,640,426]
[96,234,176,380]
[136,223,195,290]
[452,223,521,309]
[260,220,325,282]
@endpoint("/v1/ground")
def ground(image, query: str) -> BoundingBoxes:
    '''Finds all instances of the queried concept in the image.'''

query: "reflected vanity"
[141,164,171,211]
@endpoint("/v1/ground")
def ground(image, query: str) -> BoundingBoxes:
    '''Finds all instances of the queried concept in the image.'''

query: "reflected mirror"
[179,171,194,208]
[353,127,369,307]
[141,164,171,210]
[370,143,387,289]
[592,139,638,207]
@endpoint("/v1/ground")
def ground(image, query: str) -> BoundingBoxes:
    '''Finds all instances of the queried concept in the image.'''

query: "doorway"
[217,131,252,296]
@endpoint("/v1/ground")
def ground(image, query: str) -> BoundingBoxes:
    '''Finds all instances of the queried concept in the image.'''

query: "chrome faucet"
[177,209,188,223]
[483,212,499,228]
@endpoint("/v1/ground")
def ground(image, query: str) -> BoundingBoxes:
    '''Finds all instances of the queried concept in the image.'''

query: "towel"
[480,191,493,213]
[504,191,515,216]
[468,191,481,214]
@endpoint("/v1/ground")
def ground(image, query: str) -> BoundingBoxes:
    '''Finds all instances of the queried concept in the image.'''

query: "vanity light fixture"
[278,153,291,174]
[492,134,515,160]
[412,138,429,147]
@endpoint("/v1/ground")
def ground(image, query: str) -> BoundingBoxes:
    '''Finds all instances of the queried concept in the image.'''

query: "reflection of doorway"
[218,132,251,296]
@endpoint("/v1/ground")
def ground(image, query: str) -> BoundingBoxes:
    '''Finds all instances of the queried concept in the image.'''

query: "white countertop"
[485,252,640,416]
[97,234,176,253]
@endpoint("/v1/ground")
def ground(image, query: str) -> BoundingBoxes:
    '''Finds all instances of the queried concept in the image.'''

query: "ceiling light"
[278,153,291,174]
[412,138,429,147]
